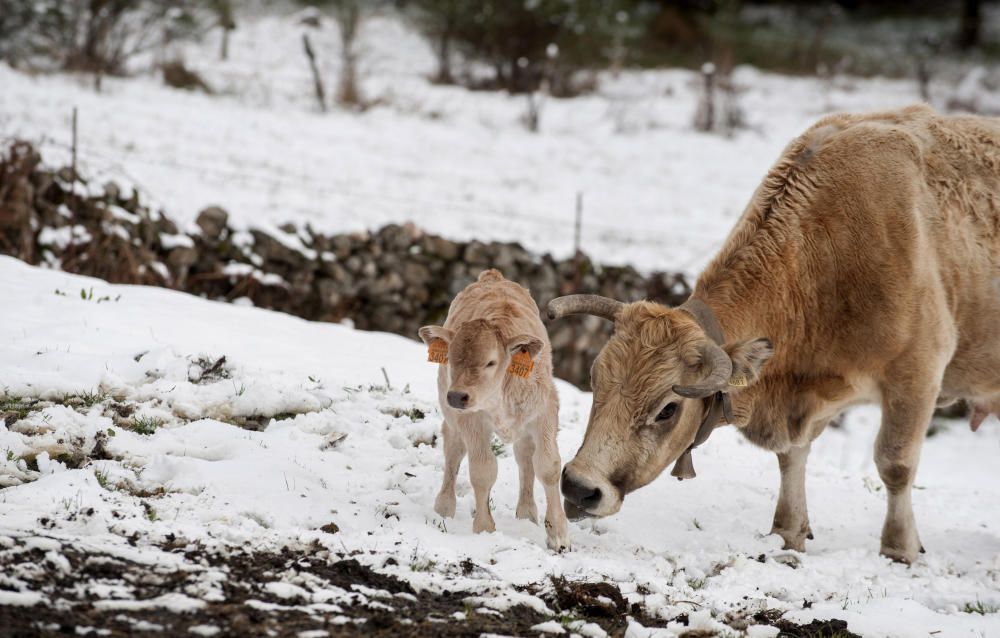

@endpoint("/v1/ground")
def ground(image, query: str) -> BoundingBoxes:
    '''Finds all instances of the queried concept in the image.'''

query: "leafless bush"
[693,62,745,136]
[332,1,364,108]
[1,1,207,83]
[161,59,212,93]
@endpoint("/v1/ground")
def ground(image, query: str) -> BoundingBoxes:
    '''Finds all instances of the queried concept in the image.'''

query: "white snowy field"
[0,10,940,274]
[1,257,999,637]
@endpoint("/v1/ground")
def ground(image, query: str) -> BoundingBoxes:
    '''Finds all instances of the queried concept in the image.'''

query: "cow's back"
[698,105,1000,416]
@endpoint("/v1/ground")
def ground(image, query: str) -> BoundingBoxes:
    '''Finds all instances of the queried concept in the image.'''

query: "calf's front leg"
[533,407,570,551]
[514,435,539,523]
[434,418,466,518]
[461,416,498,534]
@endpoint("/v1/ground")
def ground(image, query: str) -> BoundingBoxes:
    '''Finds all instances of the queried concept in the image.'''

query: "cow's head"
[419,319,542,412]
[550,295,773,519]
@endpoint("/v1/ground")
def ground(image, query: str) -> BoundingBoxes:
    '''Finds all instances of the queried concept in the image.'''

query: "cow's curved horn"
[672,342,733,398]
[547,295,624,322]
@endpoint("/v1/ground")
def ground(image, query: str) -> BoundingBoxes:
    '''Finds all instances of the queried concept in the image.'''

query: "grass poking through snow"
[129,416,164,435]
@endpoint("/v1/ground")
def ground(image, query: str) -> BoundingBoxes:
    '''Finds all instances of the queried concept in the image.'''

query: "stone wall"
[0,141,691,387]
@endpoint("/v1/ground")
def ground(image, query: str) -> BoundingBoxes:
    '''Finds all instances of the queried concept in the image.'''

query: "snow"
[0,257,998,636]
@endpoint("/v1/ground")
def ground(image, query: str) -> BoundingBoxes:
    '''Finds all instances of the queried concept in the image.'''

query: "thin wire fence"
[2,128,727,271]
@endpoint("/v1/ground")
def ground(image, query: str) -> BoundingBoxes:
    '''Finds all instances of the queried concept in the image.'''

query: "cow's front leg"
[533,407,570,551]
[461,416,498,534]
[434,418,466,518]
[876,377,937,563]
[770,443,813,552]
[513,435,538,523]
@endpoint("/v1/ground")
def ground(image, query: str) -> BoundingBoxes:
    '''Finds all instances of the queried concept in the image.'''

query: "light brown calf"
[419,269,570,551]
[551,105,1000,564]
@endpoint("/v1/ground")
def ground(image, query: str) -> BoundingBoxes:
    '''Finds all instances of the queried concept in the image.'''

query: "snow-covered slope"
[0,12,933,275]
[1,257,998,636]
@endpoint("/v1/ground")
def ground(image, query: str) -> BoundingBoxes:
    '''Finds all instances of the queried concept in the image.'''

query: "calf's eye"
[485,361,497,368]
[656,403,678,421]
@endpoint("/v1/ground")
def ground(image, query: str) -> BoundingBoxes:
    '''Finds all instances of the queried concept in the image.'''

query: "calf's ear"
[418,325,454,346]
[507,334,543,358]
[725,338,774,389]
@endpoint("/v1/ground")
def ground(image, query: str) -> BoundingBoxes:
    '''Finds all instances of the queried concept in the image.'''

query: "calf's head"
[550,295,773,519]
[419,319,542,412]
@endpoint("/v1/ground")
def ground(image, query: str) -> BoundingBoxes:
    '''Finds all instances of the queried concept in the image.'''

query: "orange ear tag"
[507,349,534,378]
[427,339,449,364]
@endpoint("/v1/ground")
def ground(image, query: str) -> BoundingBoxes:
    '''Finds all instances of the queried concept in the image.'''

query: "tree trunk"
[302,33,326,112]
[958,0,981,50]
[435,30,453,84]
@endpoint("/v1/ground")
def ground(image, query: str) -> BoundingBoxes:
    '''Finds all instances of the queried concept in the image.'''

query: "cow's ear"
[418,325,453,346]
[725,338,774,389]
[507,334,543,359]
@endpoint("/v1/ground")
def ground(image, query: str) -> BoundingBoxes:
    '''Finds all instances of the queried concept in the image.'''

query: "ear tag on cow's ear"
[427,339,448,364]
[729,375,749,388]
[508,348,534,378]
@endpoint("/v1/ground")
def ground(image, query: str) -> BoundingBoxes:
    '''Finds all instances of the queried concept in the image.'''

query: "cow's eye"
[485,361,497,368]
[656,403,678,421]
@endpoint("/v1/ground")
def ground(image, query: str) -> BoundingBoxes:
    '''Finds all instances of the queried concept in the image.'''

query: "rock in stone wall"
[0,141,691,388]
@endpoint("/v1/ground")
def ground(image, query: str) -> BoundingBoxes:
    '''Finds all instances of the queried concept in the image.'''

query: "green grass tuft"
[129,416,164,435]
[964,599,1000,615]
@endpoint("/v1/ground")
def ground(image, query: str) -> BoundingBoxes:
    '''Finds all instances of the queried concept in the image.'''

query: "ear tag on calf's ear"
[427,339,448,364]
[508,348,534,378]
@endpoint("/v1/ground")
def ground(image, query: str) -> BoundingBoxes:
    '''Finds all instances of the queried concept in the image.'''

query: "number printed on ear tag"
[428,339,448,364]
[508,349,533,378]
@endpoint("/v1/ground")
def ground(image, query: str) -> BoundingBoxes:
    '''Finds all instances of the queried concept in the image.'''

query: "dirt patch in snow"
[0,535,858,638]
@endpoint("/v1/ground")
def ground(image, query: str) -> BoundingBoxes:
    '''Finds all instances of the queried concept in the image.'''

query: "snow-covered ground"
[1,257,999,636]
[0,11,939,275]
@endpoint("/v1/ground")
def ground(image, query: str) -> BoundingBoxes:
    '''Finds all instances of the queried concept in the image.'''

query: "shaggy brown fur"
[560,105,1000,563]
[419,269,570,551]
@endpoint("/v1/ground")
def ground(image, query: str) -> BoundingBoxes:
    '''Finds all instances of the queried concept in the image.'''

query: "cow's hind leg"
[533,405,570,551]
[434,419,466,518]
[461,415,498,534]
[876,369,941,563]
[770,442,813,552]
[514,435,538,523]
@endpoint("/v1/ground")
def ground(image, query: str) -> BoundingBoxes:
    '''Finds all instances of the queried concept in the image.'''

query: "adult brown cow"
[550,104,1000,564]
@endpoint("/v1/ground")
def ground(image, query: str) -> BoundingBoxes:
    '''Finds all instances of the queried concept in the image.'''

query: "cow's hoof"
[881,522,921,564]
[770,525,809,553]
[880,546,918,565]
[434,493,456,519]
[880,536,922,565]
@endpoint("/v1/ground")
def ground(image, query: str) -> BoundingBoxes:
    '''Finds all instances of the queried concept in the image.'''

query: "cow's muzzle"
[561,466,603,519]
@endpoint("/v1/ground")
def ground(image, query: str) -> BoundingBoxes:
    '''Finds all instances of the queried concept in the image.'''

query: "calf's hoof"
[516,500,539,524]
[545,519,571,553]
[434,492,456,519]
[472,514,496,534]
